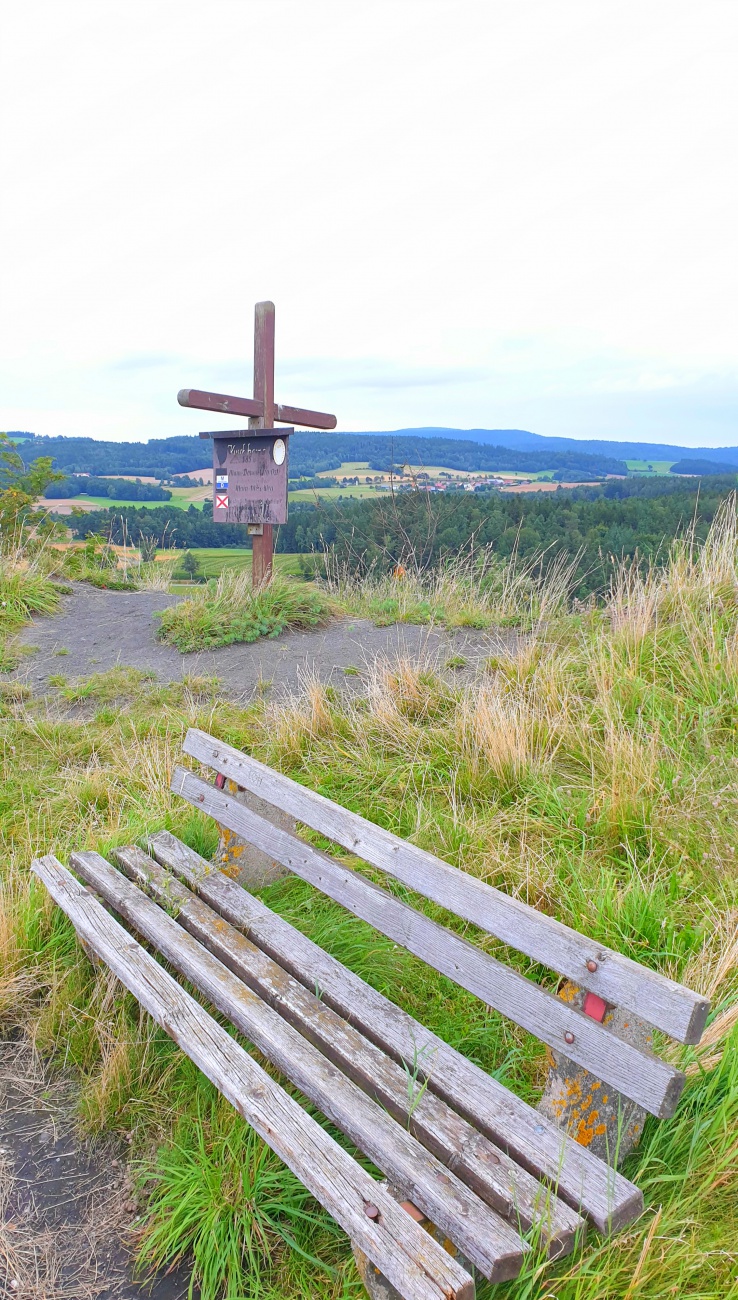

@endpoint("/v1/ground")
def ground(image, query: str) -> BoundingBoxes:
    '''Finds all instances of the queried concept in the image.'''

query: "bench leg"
[352,1184,475,1300]
[214,780,293,889]
[352,1247,405,1300]
[537,982,648,1166]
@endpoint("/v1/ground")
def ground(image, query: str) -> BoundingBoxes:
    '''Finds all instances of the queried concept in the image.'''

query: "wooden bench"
[32,725,710,1300]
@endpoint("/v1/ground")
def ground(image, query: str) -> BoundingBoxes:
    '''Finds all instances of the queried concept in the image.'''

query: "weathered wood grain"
[149,831,643,1235]
[183,728,708,1045]
[172,766,685,1121]
[69,849,526,1283]
[151,830,643,1233]
[177,391,336,430]
[114,843,583,1256]
[31,855,474,1300]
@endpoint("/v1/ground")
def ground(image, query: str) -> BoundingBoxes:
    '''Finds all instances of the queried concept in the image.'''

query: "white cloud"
[1,0,737,445]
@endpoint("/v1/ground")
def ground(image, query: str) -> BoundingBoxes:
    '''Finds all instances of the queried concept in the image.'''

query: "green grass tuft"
[136,1095,341,1300]
[156,571,334,652]
[0,565,60,632]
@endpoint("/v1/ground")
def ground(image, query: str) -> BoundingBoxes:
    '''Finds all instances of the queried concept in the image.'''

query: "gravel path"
[15,585,520,699]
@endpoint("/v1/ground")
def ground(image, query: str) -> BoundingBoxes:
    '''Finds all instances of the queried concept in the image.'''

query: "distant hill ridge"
[13,428,738,467]
[12,431,627,478]
[343,427,738,463]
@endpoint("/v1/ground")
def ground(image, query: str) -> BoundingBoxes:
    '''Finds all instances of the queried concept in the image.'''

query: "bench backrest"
[174,727,709,1121]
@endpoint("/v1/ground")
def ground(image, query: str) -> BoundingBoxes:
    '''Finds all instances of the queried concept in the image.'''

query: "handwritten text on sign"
[212,431,291,525]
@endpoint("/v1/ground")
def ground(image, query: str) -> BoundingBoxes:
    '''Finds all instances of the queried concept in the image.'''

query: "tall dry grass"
[324,543,578,630]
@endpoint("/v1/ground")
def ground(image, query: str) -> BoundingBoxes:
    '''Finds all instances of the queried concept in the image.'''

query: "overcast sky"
[1,0,737,446]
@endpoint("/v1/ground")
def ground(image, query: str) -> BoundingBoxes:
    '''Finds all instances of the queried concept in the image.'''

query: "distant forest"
[44,475,172,501]
[669,458,738,476]
[16,431,627,479]
[61,472,738,599]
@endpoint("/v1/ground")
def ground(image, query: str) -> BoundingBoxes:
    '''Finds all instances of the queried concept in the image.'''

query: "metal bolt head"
[586,959,599,973]
[564,1031,575,1045]
[197,794,205,803]
[363,1202,379,1219]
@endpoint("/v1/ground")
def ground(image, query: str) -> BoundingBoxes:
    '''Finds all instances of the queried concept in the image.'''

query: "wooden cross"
[178,301,336,586]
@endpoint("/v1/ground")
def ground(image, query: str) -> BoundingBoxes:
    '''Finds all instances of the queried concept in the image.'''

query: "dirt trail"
[0,1041,193,1299]
[14,585,519,699]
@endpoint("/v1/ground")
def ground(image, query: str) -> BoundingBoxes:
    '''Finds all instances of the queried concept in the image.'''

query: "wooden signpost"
[178,301,336,586]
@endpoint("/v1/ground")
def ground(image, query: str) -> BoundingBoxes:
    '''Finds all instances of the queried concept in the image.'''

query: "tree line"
[44,475,172,501]
[62,502,252,548]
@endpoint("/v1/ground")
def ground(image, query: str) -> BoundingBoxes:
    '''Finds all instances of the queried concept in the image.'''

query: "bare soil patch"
[0,1040,194,1300]
[13,585,519,701]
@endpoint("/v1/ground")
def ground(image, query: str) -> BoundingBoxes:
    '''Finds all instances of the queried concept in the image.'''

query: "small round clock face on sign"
[272,438,286,466]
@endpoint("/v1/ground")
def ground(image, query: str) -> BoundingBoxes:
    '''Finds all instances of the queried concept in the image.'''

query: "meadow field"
[314,462,556,483]
[42,461,616,518]
[288,483,379,502]
[625,460,675,475]
[45,483,211,514]
[160,548,307,580]
[1,506,737,1298]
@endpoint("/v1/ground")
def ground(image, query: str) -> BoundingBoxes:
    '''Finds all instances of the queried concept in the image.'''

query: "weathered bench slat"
[114,843,584,1256]
[149,830,643,1235]
[173,767,685,1120]
[183,729,708,1045]
[31,856,474,1300]
[70,849,527,1283]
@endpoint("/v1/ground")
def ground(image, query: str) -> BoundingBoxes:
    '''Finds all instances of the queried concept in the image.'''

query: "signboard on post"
[178,301,336,586]
[211,430,292,526]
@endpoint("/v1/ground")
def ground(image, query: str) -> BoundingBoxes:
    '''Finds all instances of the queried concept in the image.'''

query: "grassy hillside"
[1,511,737,1298]
[44,483,210,512]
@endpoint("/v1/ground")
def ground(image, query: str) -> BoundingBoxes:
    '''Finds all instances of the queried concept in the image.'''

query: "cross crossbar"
[178,387,337,430]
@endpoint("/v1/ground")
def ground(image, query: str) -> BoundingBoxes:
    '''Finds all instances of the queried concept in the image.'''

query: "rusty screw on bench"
[586,959,599,972]
[363,1203,379,1219]
[564,1031,575,1044]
